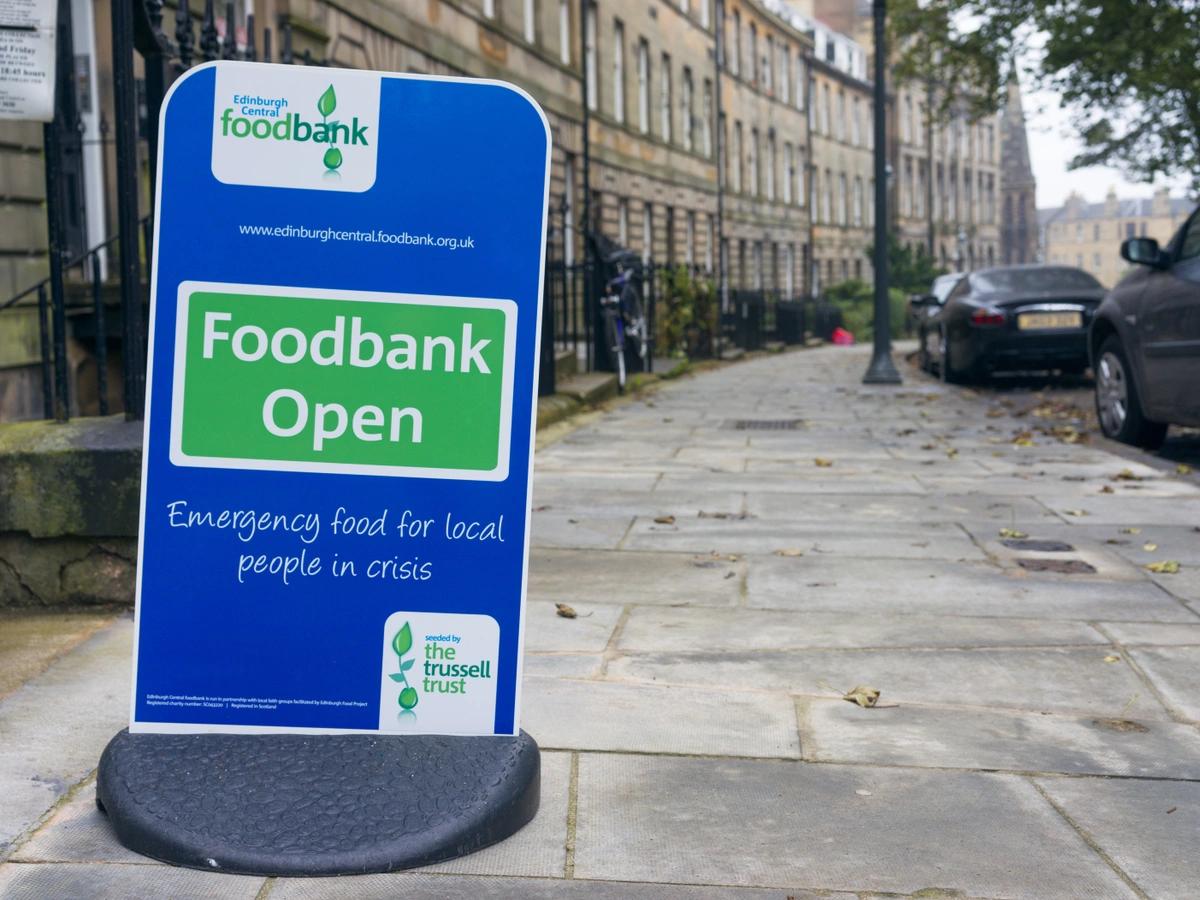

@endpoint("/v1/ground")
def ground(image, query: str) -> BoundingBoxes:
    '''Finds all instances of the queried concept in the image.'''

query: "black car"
[916,264,1106,382]
[1089,209,1200,448]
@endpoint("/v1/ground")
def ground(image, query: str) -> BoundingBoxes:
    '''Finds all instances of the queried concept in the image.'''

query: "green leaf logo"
[392,623,412,658]
[323,147,343,170]
[317,84,337,118]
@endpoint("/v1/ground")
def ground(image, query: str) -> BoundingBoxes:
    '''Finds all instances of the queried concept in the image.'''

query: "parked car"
[916,264,1106,382]
[906,272,963,333]
[1089,209,1200,448]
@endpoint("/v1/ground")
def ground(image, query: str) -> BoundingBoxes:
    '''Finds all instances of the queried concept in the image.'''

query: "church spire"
[999,63,1039,264]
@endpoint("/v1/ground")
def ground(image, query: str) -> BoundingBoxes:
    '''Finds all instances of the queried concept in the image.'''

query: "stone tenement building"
[892,81,1002,272]
[1040,187,1192,288]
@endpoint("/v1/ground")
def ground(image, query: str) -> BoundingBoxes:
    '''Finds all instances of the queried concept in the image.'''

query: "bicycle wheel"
[604,309,626,391]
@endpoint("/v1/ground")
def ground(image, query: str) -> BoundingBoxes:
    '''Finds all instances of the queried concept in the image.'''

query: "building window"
[838,172,847,225]
[733,121,743,193]
[836,89,845,142]
[558,0,570,63]
[584,4,597,110]
[686,211,696,265]
[699,0,709,28]
[681,67,694,152]
[636,39,650,134]
[705,214,715,272]
[523,0,537,42]
[642,202,652,262]
[749,127,760,196]
[660,53,673,141]
[666,206,676,263]
[563,155,575,265]
[754,242,764,289]
[796,59,806,111]
[748,23,757,86]
[811,169,820,222]
[797,150,805,207]
[853,176,863,226]
[612,20,625,123]
[730,11,740,76]
[618,198,629,245]
[901,95,911,143]
[783,142,794,204]
[780,47,790,104]
[822,168,832,223]
[766,133,776,200]
[764,36,773,93]
[702,79,713,157]
[785,243,795,295]
[483,0,494,19]
[850,96,860,146]
[822,83,831,135]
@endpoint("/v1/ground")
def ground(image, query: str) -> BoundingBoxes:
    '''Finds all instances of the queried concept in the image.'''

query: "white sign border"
[169,279,517,482]
[131,62,552,737]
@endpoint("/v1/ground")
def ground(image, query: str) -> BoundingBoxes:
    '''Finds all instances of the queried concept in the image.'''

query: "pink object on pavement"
[831,327,855,345]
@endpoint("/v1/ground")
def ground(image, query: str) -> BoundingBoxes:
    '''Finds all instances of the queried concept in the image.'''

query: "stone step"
[556,372,619,406]
[554,347,577,382]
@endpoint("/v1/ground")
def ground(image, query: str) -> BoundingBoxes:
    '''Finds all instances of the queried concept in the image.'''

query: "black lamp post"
[862,0,902,384]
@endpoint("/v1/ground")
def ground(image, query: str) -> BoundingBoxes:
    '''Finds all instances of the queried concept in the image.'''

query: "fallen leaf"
[1063,509,1088,517]
[1112,469,1143,482]
[1145,560,1181,574]
[1143,542,1159,552]
[723,571,736,579]
[1177,464,1193,475]
[653,515,676,525]
[774,548,805,557]
[920,442,937,450]
[1099,485,1115,494]
[1121,527,1142,535]
[1106,539,1131,545]
[945,448,959,459]
[813,457,834,467]
[986,408,1005,418]
[1103,655,1121,663]
[533,504,551,512]
[999,528,1028,539]
[555,603,577,619]
[1167,806,1178,814]
[842,686,881,708]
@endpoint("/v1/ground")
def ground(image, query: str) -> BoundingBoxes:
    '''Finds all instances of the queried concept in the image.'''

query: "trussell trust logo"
[211,62,380,192]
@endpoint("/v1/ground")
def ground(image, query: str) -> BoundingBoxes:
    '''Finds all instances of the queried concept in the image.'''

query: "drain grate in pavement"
[1002,539,1076,552]
[1017,558,1097,574]
[728,419,804,430]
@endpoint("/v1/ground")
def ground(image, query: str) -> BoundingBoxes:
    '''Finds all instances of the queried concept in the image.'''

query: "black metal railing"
[0,0,324,422]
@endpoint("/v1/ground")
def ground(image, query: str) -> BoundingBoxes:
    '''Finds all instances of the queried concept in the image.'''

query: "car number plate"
[1017,312,1082,330]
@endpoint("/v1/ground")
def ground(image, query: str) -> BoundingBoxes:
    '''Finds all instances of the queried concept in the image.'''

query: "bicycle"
[599,257,648,392]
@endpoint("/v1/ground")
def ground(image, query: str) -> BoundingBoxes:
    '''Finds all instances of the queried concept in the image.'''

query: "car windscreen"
[972,268,1102,293]
[932,275,962,303]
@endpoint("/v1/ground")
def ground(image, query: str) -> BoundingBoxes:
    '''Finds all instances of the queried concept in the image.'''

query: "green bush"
[656,266,718,358]
[825,279,907,342]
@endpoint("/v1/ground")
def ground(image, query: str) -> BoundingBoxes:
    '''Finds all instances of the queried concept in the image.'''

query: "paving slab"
[743,491,1056,524]
[527,548,743,608]
[654,473,928,495]
[607,646,1170,721]
[531,488,745,518]
[530,512,633,550]
[1125,645,1200,721]
[270,873,849,899]
[1036,777,1200,900]
[522,601,623,653]
[522,654,603,679]
[744,555,1195,622]
[800,698,1200,778]
[622,518,986,560]
[522,678,799,758]
[1099,622,1200,646]
[618,605,1105,652]
[0,862,264,899]
[573,754,1134,898]
[0,610,118,701]
[0,620,131,854]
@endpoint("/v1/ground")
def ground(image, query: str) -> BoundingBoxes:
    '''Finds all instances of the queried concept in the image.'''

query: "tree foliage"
[891,0,1200,188]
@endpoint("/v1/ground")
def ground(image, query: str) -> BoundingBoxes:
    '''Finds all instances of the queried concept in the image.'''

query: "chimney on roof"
[1152,186,1170,217]
[1104,186,1118,216]
[1064,191,1084,219]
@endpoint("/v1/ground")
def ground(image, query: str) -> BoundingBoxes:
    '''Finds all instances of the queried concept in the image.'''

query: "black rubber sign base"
[96,728,540,876]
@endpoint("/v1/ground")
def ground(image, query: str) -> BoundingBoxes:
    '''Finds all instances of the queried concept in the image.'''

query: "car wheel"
[939,330,967,384]
[1094,336,1167,450]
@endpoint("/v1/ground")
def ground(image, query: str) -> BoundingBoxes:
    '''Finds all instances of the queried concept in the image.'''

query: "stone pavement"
[3,343,1199,899]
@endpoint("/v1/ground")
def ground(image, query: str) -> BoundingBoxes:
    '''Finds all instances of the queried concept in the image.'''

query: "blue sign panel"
[130,62,550,735]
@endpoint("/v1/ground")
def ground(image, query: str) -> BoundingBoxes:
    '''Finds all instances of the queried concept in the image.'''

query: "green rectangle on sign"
[170,282,516,480]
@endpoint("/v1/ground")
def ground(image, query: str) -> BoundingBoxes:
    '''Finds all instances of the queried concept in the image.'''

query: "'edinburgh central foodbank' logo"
[210,62,380,192]
[218,84,367,173]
